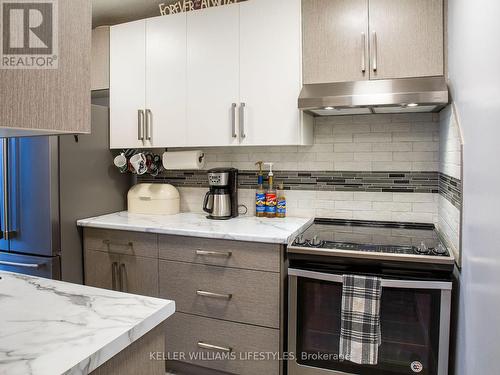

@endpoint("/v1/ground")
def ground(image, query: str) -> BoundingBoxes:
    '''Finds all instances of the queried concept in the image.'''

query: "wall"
[438,105,462,261]
[447,0,500,374]
[142,113,441,223]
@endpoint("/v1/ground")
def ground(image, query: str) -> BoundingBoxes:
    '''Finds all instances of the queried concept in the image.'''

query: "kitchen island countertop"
[77,211,313,244]
[0,271,175,375]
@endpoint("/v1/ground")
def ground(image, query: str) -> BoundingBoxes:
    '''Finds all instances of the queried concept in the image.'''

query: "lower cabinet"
[84,249,158,297]
[166,312,280,375]
[83,228,284,375]
[159,260,280,328]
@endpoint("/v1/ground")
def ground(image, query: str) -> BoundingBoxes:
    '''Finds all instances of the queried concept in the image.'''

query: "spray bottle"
[264,163,277,218]
[255,161,266,217]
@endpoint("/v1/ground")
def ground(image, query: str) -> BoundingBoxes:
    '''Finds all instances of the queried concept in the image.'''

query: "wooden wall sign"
[159,0,247,16]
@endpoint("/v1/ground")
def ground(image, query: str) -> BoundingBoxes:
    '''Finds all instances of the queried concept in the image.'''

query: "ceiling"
[92,0,177,27]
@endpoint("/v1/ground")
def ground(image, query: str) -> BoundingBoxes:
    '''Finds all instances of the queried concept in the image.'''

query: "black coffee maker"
[203,168,239,220]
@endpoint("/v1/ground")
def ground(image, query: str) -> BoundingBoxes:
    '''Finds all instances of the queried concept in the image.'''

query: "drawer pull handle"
[195,250,232,258]
[197,342,232,353]
[103,239,133,248]
[196,290,232,300]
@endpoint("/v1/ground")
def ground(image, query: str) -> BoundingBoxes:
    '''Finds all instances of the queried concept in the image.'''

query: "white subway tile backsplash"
[334,143,372,152]
[353,132,392,143]
[373,201,412,212]
[169,113,442,224]
[178,187,438,224]
[335,200,373,211]
[393,151,437,162]
[332,123,371,133]
[372,142,412,152]
[354,152,393,162]
[370,123,411,132]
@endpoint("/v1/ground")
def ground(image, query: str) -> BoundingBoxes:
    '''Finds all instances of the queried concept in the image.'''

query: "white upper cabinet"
[186,4,240,147]
[302,0,369,84]
[369,0,444,80]
[302,0,444,83]
[110,20,147,149]
[146,13,188,147]
[110,0,312,149]
[239,0,305,145]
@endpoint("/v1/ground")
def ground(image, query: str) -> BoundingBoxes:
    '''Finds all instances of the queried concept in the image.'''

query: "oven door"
[288,269,451,375]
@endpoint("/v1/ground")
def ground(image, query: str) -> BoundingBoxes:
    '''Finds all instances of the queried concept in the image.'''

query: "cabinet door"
[109,20,146,149]
[119,254,159,297]
[91,27,110,91]
[146,14,187,148]
[302,0,369,84]
[239,0,302,145]
[84,250,120,291]
[186,4,240,147]
[0,0,90,136]
[369,0,443,79]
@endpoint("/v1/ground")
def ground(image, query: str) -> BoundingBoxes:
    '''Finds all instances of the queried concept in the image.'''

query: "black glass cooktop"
[290,219,450,257]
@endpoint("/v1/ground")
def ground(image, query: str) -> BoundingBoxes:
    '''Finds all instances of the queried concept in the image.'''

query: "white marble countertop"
[0,271,175,375]
[77,212,313,244]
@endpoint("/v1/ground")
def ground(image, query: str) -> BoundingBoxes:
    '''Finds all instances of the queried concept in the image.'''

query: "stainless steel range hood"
[298,77,449,116]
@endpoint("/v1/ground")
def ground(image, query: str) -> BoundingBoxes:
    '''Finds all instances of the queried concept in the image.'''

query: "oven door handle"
[288,268,452,290]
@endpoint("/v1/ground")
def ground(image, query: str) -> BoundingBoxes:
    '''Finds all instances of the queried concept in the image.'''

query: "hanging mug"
[130,153,148,175]
[113,153,128,173]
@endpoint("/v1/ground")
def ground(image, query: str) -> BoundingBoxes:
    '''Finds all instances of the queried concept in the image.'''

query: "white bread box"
[128,183,180,215]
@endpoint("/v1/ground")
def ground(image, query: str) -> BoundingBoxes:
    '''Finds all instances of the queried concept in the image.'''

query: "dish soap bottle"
[255,161,266,217]
[264,163,277,218]
[277,183,287,218]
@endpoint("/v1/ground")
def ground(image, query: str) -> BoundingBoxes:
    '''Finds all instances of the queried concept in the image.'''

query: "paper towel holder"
[162,149,206,170]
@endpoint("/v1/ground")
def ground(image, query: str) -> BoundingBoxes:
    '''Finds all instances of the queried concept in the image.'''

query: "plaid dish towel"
[339,274,382,365]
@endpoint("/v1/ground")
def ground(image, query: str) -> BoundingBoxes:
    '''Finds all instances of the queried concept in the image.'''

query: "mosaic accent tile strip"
[439,173,462,209]
[138,170,440,194]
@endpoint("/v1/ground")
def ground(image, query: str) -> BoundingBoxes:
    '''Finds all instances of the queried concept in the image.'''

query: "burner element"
[415,242,430,255]
[294,234,306,246]
[432,244,447,255]
[310,235,323,247]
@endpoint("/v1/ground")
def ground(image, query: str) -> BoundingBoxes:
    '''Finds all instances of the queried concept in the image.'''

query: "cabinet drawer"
[166,312,279,375]
[84,228,158,258]
[159,260,280,328]
[159,235,280,272]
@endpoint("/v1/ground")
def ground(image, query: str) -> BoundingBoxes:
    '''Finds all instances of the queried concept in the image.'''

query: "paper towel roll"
[162,151,206,170]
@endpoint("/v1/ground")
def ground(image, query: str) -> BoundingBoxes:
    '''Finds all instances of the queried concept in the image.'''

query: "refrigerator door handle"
[0,260,42,269]
[1,139,15,240]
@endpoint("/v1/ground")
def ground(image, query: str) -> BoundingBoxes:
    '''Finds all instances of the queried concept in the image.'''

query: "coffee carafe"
[203,168,238,220]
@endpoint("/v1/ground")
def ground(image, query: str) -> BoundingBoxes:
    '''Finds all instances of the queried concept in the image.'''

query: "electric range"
[287,219,455,375]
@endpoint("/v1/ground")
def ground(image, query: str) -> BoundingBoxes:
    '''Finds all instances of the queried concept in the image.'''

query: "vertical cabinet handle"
[137,110,145,141]
[120,263,127,292]
[145,109,152,141]
[231,103,237,138]
[111,262,119,290]
[239,103,246,139]
[361,32,366,73]
[372,31,378,72]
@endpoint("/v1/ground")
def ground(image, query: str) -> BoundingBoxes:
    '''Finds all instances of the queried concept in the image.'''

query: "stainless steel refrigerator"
[0,105,129,283]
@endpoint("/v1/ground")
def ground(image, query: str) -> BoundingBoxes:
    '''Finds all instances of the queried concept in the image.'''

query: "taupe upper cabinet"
[0,0,91,136]
[303,0,369,84]
[302,0,444,84]
[369,0,443,79]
